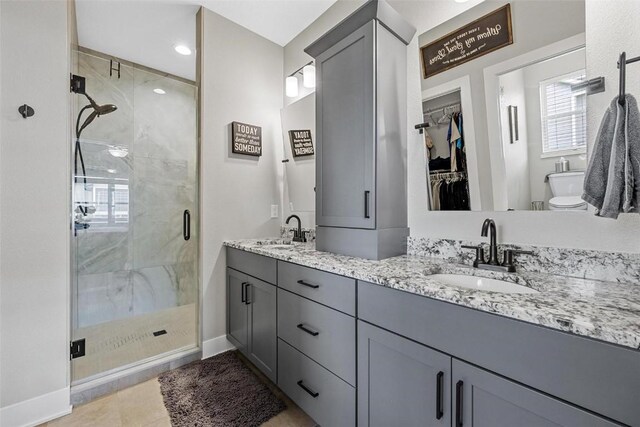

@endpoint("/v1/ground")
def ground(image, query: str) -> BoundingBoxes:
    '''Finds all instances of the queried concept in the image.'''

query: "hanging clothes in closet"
[447,112,466,172]
[429,171,470,211]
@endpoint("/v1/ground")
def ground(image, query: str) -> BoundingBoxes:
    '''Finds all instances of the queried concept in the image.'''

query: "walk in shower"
[71,49,198,383]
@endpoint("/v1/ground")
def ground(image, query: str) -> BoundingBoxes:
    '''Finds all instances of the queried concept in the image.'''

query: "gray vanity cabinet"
[225,248,278,383]
[452,360,619,427]
[226,267,277,382]
[314,20,375,230]
[247,278,277,382]
[357,321,451,427]
[305,0,415,260]
[227,267,249,354]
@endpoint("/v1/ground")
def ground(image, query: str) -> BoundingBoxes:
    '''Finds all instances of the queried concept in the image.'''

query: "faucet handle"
[462,245,485,268]
[502,249,534,271]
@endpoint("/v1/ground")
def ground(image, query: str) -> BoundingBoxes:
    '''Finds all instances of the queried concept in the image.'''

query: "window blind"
[540,71,587,154]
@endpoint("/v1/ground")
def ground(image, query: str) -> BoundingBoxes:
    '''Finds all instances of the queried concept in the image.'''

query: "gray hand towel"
[582,94,640,218]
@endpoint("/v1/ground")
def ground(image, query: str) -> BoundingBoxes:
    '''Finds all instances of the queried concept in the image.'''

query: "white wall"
[198,8,283,345]
[586,0,640,169]
[499,68,531,210]
[0,0,71,424]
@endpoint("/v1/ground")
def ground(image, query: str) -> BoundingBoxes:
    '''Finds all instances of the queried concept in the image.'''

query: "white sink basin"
[430,274,539,294]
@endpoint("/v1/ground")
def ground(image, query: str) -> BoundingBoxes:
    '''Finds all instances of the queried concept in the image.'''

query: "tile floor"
[73,304,197,381]
[41,355,316,427]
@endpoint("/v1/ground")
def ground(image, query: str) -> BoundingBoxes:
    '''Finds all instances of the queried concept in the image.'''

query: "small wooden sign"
[420,4,513,79]
[288,129,314,157]
[231,121,262,156]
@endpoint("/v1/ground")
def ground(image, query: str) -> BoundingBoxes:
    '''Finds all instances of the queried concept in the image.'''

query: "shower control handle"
[183,210,191,241]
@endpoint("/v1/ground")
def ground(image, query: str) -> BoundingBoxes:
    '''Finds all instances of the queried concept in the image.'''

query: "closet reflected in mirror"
[418,0,587,212]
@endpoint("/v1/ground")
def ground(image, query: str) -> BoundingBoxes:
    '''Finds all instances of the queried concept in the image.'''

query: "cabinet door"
[452,359,620,427]
[248,278,277,383]
[316,21,375,229]
[226,268,248,355]
[358,321,451,427]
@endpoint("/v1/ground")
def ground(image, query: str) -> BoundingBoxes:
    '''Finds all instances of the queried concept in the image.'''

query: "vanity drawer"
[277,261,356,315]
[226,247,276,284]
[278,339,355,427]
[278,289,356,385]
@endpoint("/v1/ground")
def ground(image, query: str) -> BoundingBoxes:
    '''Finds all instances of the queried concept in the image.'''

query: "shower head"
[76,93,118,139]
[84,93,117,116]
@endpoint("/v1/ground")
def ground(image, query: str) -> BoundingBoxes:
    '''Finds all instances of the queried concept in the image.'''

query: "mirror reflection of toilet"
[547,171,587,210]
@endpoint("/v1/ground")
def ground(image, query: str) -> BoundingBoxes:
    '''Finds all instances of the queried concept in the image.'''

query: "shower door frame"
[69,47,202,387]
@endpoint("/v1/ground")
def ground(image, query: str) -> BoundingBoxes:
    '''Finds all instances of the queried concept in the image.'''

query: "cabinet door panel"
[358,321,451,427]
[452,360,620,427]
[248,278,277,382]
[227,268,248,355]
[316,21,375,229]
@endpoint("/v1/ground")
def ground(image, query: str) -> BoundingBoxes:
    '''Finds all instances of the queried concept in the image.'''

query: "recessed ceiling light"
[174,45,192,56]
[107,168,117,174]
[454,0,469,2]
[153,88,166,95]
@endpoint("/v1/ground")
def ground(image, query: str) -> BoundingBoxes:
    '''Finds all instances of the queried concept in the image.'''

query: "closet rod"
[618,51,640,106]
[423,102,461,116]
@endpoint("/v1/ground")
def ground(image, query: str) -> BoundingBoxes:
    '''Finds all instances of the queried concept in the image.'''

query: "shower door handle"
[183,210,191,241]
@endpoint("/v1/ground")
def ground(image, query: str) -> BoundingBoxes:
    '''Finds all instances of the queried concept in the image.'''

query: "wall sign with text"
[288,129,314,157]
[231,121,262,156]
[420,4,513,79]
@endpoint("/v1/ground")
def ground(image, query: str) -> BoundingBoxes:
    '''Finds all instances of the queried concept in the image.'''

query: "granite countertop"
[224,238,640,351]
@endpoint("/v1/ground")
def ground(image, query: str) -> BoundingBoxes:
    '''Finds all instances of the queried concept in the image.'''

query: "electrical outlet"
[289,202,294,211]
[270,204,279,218]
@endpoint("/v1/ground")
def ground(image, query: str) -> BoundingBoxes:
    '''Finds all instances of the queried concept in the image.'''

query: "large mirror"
[418,0,587,212]
[281,93,316,213]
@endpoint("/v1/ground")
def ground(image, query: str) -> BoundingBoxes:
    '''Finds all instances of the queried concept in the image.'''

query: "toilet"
[547,171,588,211]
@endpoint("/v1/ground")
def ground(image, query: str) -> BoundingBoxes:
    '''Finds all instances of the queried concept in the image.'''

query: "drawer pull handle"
[297,279,319,289]
[455,380,464,427]
[436,371,444,420]
[244,282,251,305]
[297,380,319,398]
[297,323,320,336]
[241,282,248,303]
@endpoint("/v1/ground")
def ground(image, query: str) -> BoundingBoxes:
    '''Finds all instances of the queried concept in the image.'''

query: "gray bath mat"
[159,350,286,426]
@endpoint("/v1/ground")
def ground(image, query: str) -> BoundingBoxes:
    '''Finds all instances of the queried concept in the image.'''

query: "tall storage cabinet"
[305,0,416,260]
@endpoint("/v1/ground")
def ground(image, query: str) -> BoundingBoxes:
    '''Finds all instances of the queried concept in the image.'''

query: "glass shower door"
[71,50,198,383]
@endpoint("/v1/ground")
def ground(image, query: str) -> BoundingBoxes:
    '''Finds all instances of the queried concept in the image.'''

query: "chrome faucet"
[285,214,307,243]
[462,218,533,273]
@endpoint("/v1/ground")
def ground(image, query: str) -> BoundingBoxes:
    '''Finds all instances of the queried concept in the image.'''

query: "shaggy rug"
[159,351,286,426]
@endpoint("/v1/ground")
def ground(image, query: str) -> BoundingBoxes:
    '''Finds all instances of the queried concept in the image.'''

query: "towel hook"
[18,104,34,119]
[618,51,640,106]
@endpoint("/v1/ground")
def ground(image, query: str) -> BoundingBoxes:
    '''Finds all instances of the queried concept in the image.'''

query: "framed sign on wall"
[288,129,314,157]
[420,4,513,79]
[231,121,262,156]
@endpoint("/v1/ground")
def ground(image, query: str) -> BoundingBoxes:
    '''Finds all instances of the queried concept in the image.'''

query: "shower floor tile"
[72,303,196,381]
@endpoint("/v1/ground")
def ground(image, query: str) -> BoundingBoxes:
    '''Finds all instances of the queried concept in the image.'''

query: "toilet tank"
[548,171,585,197]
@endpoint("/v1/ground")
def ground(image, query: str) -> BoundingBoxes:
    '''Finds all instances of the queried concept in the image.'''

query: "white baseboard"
[202,334,235,359]
[0,387,71,427]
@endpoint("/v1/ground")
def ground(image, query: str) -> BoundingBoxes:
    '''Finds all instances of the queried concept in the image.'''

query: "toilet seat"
[549,196,587,210]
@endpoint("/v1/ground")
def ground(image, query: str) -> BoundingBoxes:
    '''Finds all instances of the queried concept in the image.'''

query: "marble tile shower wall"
[407,236,640,284]
[75,52,197,328]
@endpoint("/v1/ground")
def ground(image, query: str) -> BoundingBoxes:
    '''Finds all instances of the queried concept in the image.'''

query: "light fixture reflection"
[108,146,129,158]
[286,76,299,97]
[303,65,316,88]
[174,45,192,55]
